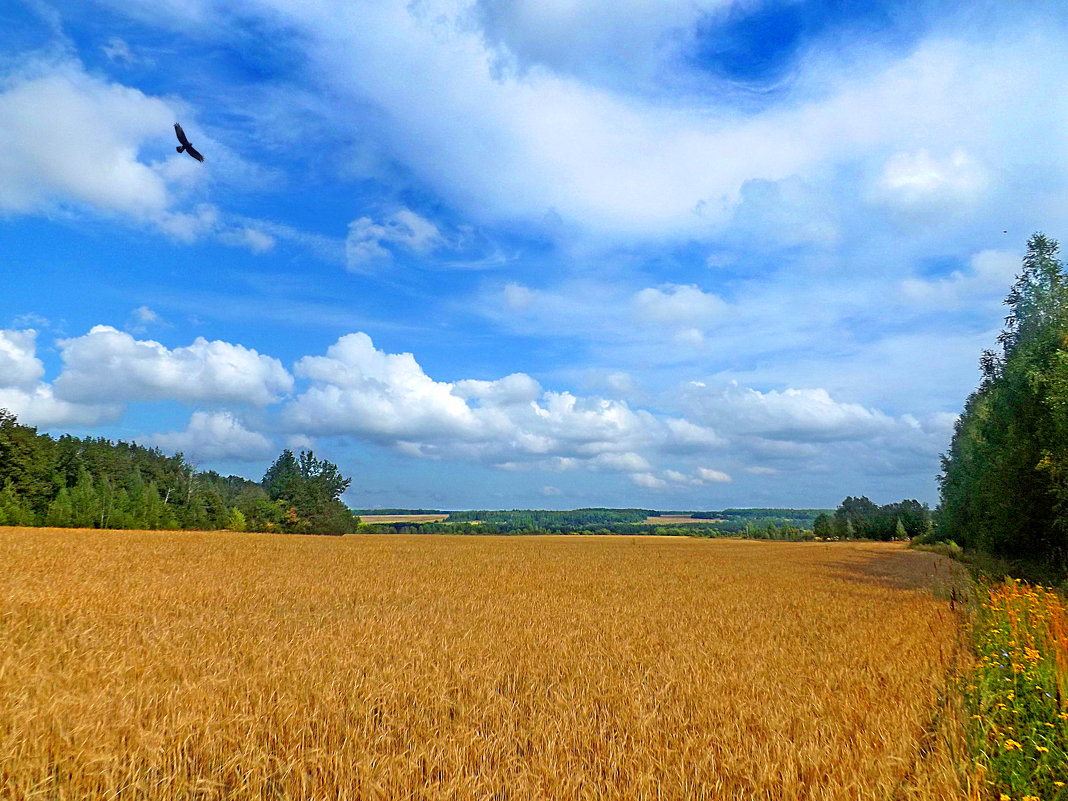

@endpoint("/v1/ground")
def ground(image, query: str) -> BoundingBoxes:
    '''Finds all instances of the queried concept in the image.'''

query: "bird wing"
[185,144,205,162]
[174,122,190,146]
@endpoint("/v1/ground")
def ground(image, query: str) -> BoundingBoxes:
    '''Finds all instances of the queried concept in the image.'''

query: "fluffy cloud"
[695,467,732,483]
[0,329,45,388]
[0,66,173,217]
[631,472,667,489]
[679,381,898,443]
[284,332,721,473]
[288,333,483,438]
[0,385,120,428]
[147,410,274,461]
[53,326,293,406]
[0,329,119,426]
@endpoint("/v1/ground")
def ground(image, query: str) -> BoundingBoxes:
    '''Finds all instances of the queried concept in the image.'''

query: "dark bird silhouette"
[174,122,205,162]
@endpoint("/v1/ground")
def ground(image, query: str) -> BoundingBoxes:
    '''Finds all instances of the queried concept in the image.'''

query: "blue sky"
[2,0,1067,510]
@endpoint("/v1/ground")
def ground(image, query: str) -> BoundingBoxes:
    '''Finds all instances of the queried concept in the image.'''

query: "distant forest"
[0,409,357,535]
[0,408,928,541]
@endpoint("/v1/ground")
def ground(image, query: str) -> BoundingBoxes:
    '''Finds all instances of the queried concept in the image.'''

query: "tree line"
[813,497,931,541]
[938,233,1068,565]
[0,409,357,535]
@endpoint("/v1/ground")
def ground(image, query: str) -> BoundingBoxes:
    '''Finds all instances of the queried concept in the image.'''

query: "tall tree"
[939,233,1068,563]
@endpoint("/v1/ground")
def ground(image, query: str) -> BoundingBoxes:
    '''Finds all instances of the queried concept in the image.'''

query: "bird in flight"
[174,122,205,162]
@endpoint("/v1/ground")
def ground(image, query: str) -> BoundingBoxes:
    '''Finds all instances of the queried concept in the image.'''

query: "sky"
[2,0,1067,511]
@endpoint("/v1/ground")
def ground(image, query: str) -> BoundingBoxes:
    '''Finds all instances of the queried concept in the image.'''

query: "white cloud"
[147,410,274,461]
[590,451,651,473]
[0,329,119,426]
[696,467,732,483]
[633,284,728,327]
[0,385,120,428]
[475,0,738,86]
[177,4,1066,239]
[0,329,45,388]
[631,472,667,489]
[285,332,720,474]
[875,148,987,208]
[900,249,1019,308]
[125,305,166,334]
[744,466,778,476]
[289,332,483,438]
[346,208,444,270]
[225,226,276,253]
[679,381,899,443]
[0,65,173,217]
[53,326,293,406]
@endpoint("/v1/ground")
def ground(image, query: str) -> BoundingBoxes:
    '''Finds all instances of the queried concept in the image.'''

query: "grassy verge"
[965,578,1068,799]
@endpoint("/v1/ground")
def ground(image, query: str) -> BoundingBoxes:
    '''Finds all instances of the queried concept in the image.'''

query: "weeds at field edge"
[965,579,1068,800]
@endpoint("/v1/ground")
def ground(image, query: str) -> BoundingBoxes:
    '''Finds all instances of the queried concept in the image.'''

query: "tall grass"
[966,579,1068,799]
[0,529,968,799]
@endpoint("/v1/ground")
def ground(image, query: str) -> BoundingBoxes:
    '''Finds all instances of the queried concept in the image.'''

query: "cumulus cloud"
[53,326,293,406]
[0,329,119,427]
[0,385,121,428]
[631,472,667,489]
[284,332,721,474]
[0,329,45,388]
[679,381,898,443]
[147,410,274,461]
[0,65,173,217]
[696,467,732,483]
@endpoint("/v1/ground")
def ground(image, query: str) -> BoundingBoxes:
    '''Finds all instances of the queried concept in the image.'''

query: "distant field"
[359,513,450,523]
[643,514,725,524]
[0,528,968,799]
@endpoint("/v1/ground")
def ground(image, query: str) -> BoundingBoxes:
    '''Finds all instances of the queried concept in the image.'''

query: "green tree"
[261,450,355,535]
[45,487,74,527]
[227,508,247,532]
[939,233,1068,562]
[813,512,833,539]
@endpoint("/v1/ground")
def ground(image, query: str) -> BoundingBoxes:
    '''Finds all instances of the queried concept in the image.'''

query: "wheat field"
[0,529,970,799]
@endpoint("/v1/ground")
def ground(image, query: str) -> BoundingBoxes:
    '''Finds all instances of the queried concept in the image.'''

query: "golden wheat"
[0,529,969,799]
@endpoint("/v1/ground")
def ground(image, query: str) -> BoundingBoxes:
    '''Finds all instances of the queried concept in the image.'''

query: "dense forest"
[939,233,1068,565]
[0,409,357,535]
